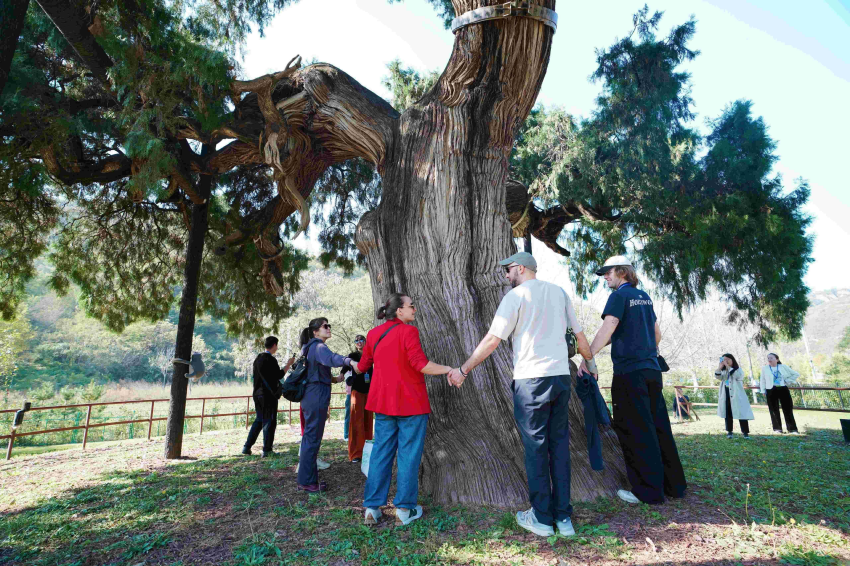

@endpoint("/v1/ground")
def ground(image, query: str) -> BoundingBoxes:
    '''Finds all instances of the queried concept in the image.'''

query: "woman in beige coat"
[715,353,754,438]
[759,353,800,434]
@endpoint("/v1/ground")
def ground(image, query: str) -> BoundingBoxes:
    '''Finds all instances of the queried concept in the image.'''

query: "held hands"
[447,367,466,388]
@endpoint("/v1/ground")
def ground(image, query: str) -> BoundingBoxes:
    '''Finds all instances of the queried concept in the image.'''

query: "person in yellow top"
[759,353,800,434]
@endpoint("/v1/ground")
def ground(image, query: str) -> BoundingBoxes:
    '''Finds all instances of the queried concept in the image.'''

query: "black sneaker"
[241,447,252,455]
[262,451,276,458]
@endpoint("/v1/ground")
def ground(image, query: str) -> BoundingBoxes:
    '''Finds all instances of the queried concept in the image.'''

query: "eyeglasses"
[321,323,332,330]
[503,264,519,274]
[403,303,416,310]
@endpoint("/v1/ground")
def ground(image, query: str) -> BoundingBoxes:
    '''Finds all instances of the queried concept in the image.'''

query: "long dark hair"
[722,353,740,371]
[377,293,408,320]
[299,317,328,346]
[768,353,782,365]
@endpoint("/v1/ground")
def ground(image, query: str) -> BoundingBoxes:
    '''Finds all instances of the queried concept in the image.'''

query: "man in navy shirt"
[580,256,686,505]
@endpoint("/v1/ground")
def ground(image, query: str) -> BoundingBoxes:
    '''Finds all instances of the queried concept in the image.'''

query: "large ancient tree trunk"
[355,0,628,505]
[218,0,627,505]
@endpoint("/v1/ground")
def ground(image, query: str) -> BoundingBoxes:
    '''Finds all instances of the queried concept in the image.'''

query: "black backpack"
[281,342,317,402]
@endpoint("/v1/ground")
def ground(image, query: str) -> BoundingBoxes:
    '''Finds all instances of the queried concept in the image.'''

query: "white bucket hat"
[595,255,633,276]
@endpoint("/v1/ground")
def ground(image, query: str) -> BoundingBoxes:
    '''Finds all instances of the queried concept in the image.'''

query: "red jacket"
[360,320,431,416]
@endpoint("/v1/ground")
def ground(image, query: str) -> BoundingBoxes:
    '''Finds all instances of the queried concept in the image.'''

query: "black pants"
[724,393,749,434]
[611,369,687,504]
[512,375,572,526]
[298,382,331,486]
[244,392,278,453]
[766,386,798,432]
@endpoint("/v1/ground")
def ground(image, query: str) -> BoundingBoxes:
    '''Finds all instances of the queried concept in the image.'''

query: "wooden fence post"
[82,404,92,450]
[5,428,15,460]
[200,398,206,435]
[245,397,250,429]
[148,401,155,440]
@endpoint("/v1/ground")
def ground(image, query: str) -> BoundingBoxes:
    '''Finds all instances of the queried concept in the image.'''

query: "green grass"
[1,413,847,565]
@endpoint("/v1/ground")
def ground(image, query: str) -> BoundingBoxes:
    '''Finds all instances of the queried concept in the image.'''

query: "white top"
[759,364,800,394]
[487,279,582,380]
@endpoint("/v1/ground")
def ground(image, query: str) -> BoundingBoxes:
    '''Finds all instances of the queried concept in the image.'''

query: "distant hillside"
[779,288,850,358]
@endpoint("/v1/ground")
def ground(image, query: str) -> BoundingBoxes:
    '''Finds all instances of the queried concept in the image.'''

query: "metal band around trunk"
[451,1,558,34]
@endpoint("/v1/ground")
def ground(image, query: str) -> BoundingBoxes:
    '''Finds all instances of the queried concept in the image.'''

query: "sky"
[241,0,850,293]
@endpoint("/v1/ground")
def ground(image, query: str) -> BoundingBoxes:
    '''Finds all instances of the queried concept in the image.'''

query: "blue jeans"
[363,413,428,509]
[343,393,351,439]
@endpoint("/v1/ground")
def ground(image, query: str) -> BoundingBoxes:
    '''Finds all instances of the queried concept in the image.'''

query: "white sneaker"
[317,458,331,470]
[364,507,381,525]
[617,489,640,504]
[516,508,555,537]
[555,517,575,536]
[395,505,423,526]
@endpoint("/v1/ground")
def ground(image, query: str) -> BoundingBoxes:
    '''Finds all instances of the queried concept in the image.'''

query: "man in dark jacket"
[242,336,295,457]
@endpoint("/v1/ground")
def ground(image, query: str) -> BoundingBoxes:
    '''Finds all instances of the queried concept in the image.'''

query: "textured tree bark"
[0,0,29,96]
[355,0,628,505]
[164,148,213,459]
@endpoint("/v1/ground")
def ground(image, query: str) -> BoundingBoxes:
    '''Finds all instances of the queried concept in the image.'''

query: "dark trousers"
[298,382,331,486]
[244,393,278,453]
[766,386,798,432]
[512,375,572,526]
[611,369,687,504]
[724,393,749,434]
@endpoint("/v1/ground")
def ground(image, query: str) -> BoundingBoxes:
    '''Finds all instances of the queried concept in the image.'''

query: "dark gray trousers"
[512,374,572,526]
[297,382,331,486]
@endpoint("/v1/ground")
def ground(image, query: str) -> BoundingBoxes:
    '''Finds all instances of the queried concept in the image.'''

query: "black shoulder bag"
[281,342,317,402]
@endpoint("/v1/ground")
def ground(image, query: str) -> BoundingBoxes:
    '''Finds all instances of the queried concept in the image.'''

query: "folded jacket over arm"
[575,371,611,471]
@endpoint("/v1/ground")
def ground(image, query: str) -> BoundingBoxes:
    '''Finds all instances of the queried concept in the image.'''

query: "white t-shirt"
[487,279,582,379]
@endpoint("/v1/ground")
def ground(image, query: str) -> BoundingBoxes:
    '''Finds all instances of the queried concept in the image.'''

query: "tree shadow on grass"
[1,431,848,565]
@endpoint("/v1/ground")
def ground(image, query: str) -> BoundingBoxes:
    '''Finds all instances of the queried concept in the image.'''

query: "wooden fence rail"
[2,393,347,460]
[3,386,847,460]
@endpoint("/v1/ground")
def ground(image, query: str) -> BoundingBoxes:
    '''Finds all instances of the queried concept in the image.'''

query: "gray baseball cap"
[499,251,537,272]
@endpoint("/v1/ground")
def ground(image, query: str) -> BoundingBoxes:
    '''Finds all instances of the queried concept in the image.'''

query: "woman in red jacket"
[355,293,453,526]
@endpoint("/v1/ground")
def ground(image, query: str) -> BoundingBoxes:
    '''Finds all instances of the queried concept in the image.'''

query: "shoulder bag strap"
[257,353,279,394]
[374,323,401,353]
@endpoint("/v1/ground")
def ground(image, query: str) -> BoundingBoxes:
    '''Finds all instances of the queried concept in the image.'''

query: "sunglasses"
[503,264,519,274]
[321,323,332,330]
[355,339,365,344]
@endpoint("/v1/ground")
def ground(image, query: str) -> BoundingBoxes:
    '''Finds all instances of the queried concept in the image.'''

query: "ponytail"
[299,317,328,346]
[377,293,408,320]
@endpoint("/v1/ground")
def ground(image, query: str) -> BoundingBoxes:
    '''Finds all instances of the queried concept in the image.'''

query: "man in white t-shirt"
[449,252,597,538]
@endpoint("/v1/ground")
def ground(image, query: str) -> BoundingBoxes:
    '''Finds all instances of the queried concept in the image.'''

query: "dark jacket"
[302,338,351,385]
[575,371,611,471]
[344,351,371,394]
[252,352,285,396]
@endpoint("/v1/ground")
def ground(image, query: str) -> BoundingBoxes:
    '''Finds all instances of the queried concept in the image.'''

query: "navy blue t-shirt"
[601,283,661,375]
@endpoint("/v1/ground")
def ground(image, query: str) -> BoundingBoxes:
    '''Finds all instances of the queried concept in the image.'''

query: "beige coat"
[716,367,754,420]
[759,364,800,394]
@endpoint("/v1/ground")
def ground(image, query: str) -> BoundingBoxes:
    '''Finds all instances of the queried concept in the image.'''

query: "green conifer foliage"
[509,9,812,344]
[0,0,306,336]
